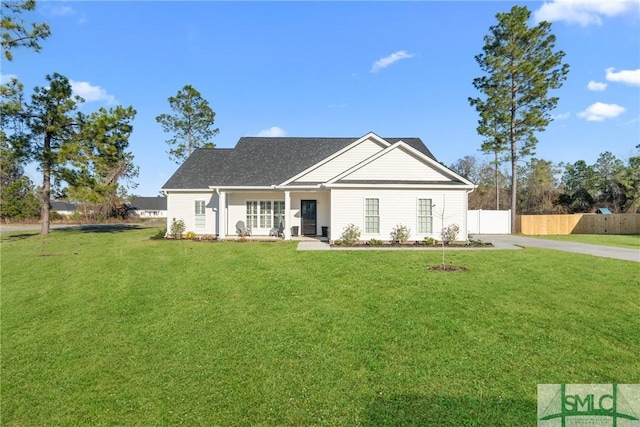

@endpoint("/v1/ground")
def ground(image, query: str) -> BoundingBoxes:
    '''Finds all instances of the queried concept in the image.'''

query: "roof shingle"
[162,136,436,189]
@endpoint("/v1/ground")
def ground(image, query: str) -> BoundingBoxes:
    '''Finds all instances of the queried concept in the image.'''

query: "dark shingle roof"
[50,201,76,211]
[162,136,436,189]
[130,196,167,211]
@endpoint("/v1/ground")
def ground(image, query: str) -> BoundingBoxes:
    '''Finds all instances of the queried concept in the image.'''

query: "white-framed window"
[364,198,379,234]
[259,201,272,228]
[194,200,206,228]
[246,201,258,229]
[417,198,433,233]
[247,200,284,230]
[273,201,285,227]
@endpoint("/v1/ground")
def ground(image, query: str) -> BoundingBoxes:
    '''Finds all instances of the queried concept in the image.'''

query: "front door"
[301,200,317,236]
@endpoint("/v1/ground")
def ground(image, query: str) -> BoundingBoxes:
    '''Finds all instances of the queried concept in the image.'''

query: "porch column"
[218,191,226,238]
[284,191,291,240]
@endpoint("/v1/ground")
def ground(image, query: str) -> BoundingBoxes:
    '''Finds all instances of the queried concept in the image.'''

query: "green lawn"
[2,227,639,426]
[527,233,640,249]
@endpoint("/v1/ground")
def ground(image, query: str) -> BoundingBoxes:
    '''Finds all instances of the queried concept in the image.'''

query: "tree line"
[449,148,640,214]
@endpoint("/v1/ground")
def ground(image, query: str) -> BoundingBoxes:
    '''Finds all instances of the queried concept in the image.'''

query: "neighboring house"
[161,132,475,241]
[130,196,168,218]
[50,201,77,216]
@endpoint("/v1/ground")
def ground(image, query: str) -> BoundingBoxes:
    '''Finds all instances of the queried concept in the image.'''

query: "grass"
[1,227,639,426]
[527,233,640,249]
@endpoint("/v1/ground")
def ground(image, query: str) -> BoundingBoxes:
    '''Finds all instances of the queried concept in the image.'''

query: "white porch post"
[218,191,226,238]
[284,191,291,240]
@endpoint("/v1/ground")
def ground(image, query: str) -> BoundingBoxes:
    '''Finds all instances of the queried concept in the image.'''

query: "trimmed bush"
[390,224,410,243]
[170,218,186,239]
[339,224,361,245]
[440,224,460,244]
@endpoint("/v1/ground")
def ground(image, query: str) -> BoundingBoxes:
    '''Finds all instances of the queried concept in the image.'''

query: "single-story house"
[130,196,168,218]
[161,132,475,241]
[50,201,77,216]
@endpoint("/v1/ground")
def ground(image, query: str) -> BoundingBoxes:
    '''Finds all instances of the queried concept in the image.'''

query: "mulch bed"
[426,264,469,272]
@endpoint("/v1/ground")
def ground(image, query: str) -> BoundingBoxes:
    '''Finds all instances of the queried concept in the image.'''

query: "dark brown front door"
[301,200,317,236]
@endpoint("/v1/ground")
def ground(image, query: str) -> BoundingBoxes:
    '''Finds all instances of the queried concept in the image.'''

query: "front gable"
[283,132,389,185]
[327,141,474,188]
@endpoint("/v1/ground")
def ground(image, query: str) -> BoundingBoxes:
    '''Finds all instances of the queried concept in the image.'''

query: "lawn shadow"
[1,232,39,242]
[362,393,534,426]
[55,224,146,234]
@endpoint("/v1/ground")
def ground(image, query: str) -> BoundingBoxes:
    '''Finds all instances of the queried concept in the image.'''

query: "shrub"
[150,227,167,240]
[421,237,438,246]
[339,224,361,245]
[440,224,460,244]
[170,218,186,239]
[368,238,384,246]
[184,231,197,240]
[49,211,63,221]
[390,223,410,243]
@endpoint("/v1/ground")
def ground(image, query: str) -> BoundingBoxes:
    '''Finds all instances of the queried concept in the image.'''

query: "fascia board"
[325,183,475,189]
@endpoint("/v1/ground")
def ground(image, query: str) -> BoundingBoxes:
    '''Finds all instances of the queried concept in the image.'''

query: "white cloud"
[578,102,625,121]
[0,73,18,84]
[70,80,117,105]
[328,103,347,109]
[533,0,636,26]
[587,81,607,91]
[256,126,286,137]
[48,5,76,17]
[554,112,571,120]
[371,50,416,73]
[605,67,640,86]
[43,5,87,24]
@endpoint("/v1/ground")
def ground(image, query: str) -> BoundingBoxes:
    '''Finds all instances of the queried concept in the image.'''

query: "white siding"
[227,190,330,236]
[341,147,451,182]
[330,189,469,241]
[166,191,217,235]
[294,138,385,183]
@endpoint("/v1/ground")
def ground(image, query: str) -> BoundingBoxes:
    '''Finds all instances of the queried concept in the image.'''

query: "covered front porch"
[215,189,331,240]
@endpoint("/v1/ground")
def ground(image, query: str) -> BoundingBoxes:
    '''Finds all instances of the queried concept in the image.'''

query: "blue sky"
[3,1,639,196]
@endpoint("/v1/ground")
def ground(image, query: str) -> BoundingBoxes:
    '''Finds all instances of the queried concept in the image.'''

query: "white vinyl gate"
[467,210,511,234]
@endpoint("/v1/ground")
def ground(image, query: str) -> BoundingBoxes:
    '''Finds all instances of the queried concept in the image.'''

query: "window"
[364,198,379,233]
[246,200,284,230]
[246,201,258,229]
[259,201,272,228]
[194,200,206,228]
[417,198,433,233]
[273,201,285,227]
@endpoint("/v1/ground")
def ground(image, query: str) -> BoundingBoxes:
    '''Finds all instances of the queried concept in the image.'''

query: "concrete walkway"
[297,240,331,251]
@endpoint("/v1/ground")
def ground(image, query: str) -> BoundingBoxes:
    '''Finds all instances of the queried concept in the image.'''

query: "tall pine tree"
[469,5,569,232]
[156,85,219,163]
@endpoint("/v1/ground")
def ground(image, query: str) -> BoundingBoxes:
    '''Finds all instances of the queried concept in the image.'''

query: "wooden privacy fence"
[516,213,640,235]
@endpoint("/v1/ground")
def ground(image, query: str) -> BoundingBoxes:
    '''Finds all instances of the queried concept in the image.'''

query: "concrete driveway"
[475,234,640,263]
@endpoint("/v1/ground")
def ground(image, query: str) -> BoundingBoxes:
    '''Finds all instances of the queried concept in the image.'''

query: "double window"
[194,200,206,228]
[417,198,433,233]
[247,200,286,229]
[364,198,379,234]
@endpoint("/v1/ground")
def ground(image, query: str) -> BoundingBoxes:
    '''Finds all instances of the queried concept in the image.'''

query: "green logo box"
[538,384,640,427]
